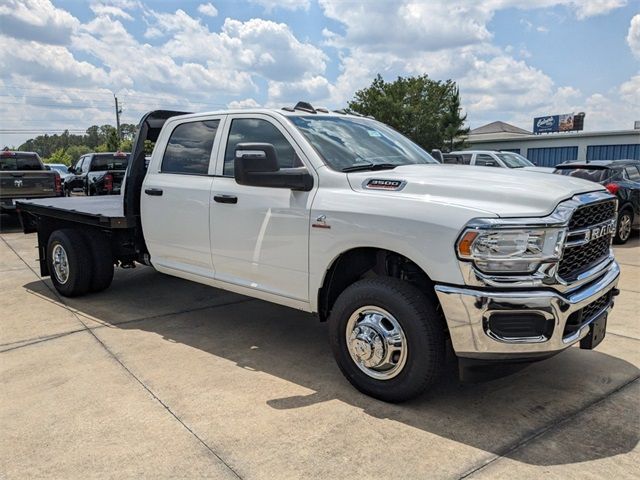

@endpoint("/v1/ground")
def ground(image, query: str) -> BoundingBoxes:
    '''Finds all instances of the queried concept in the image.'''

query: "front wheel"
[328,277,445,402]
[614,209,633,244]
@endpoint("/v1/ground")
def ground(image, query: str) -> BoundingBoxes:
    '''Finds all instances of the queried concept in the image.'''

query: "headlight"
[457,227,566,274]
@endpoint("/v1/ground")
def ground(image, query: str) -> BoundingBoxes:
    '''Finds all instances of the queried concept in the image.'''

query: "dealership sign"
[533,112,585,134]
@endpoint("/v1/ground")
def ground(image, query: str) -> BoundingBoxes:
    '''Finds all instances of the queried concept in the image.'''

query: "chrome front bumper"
[435,260,620,360]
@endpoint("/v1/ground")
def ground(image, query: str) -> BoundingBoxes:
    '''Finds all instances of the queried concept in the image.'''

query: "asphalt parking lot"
[1,214,638,479]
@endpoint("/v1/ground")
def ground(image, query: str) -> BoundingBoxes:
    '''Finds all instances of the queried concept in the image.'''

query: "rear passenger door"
[141,116,225,278]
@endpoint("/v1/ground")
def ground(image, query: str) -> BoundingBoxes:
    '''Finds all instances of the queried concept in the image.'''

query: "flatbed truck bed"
[16,196,133,229]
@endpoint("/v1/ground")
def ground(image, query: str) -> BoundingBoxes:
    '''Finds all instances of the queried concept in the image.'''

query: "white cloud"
[220,18,327,81]
[572,0,627,20]
[320,1,492,53]
[145,11,327,82]
[268,75,331,104]
[250,0,310,12]
[197,2,218,17]
[619,75,640,106]
[228,98,261,109]
[90,3,133,20]
[0,36,109,87]
[627,14,640,58]
[0,0,79,45]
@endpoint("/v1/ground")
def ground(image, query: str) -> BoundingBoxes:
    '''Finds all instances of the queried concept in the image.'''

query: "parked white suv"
[17,106,620,402]
[448,150,555,172]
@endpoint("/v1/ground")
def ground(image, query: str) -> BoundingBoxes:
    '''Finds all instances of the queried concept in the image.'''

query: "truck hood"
[347,164,605,218]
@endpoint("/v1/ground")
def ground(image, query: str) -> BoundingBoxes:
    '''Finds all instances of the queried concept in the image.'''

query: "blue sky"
[1,0,639,147]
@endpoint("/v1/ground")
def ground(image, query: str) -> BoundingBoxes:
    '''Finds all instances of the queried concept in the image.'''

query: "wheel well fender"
[317,247,438,322]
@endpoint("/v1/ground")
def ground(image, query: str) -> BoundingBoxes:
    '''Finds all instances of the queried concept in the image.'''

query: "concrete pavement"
[1,214,638,479]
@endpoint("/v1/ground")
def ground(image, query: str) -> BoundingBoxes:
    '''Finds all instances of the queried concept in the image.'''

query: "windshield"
[50,165,68,174]
[288,116,437,171]
[555,167,609,183]
[90,153,129,171]
[496,152,533,168]
[0,153,42,171]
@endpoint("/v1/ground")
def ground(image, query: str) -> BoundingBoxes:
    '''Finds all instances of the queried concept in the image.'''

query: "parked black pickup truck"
[64,152,130,196]
[0,150,62,213]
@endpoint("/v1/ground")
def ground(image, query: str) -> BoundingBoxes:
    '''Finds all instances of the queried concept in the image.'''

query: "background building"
[466,121,640,167]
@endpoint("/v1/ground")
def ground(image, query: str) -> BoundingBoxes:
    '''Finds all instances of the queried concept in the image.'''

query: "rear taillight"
[54,172,62,195]
[605,183,619,194]
[104,173,113,192]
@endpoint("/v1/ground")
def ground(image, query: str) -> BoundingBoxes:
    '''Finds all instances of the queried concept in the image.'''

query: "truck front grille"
[568,199,617,230]
[558,199,616,282]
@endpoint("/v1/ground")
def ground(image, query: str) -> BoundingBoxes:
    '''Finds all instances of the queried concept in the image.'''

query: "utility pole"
[114,95,122,141]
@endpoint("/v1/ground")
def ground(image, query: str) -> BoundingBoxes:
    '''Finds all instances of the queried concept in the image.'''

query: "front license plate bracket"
[580,313,607,350]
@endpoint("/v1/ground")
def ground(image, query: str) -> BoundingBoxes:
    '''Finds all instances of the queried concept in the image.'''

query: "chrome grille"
[559,199,616,282]
[568,200,617,229]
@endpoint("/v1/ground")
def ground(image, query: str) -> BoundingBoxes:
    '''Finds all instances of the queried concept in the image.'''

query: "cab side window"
[475,154,499,167]
[162,120,219,175]
[223,118,301,176]
[625,166,640,181]
[74,157,85,173]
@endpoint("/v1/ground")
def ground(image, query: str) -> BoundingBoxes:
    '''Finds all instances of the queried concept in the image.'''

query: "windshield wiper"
[341,163,398,172]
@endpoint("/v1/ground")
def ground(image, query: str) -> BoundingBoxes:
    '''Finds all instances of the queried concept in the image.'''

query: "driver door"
[210,114,314,301]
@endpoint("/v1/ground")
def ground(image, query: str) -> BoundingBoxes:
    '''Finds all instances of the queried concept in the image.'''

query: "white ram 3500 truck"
[17,106,620,402]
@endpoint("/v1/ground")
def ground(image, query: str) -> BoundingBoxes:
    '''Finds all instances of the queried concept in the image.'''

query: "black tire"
[81,230,114,292]
[47,229,93,297]
[328,277,445,402]
[614,209,633,244]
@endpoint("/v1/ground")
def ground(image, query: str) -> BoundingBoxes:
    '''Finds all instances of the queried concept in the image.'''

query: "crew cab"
[17,105,620,402]
[449,149,555,172]
[64,151,129,196]
[0,150,61,213]
[555,160,640,243]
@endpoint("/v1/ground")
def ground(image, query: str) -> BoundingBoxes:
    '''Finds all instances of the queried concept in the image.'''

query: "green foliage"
[144,140,155,155]
[441,86,469,151]
[66,145,91,163]
[47,148,73,166]
[347,74,469,152]
[119,138,133,152]
[18,123,137,161]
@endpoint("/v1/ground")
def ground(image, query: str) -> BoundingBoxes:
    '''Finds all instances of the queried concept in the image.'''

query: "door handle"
[145,188,163,196]
[214,194,237,204]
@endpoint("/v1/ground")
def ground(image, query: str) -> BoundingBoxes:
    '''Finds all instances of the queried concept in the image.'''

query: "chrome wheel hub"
[619,214,632,240]
[346,306,407,380]
[52,244,69,284]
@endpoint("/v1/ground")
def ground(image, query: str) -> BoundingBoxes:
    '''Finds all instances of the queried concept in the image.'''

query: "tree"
[106,128,120,151]
[120,123,137,141]
[47,148,72,166]
[85,126,101,148]
[347,74,469,152]
[66,145,91,164]
[441,86,469,151]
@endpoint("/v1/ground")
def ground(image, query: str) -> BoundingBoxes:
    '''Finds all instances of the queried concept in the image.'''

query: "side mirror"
[431,149,444,163]
[67,166,76,173]
[44,164,51,170]
[234,143,313,191]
